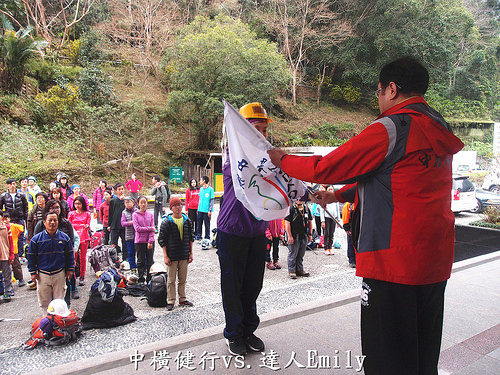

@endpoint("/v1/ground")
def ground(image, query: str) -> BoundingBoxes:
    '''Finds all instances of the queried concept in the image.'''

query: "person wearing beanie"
[158,196,194,311]
[27,176,42,195]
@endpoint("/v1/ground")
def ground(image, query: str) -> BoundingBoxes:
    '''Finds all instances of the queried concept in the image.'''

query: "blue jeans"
[197,212,211,239]
[217,230,266,340]
[126,241,137,269]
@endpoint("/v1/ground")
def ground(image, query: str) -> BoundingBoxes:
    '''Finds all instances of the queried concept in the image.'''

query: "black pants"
[136,242,154,283]
[323,218,335,249]
[102,226,110,245]
[217,230,266,340]
[361,278,447,375]
[314,215,322,236]
[110,228,126,260]
[266,237,280,262]
[188,208,197,236]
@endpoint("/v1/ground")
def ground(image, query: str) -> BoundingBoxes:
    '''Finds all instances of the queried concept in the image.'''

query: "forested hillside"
[1,0,499,187]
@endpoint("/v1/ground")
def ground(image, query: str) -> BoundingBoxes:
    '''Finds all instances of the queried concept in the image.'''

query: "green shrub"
[77,65,114,107]
[35,83,82,124]
[329,83,362,106]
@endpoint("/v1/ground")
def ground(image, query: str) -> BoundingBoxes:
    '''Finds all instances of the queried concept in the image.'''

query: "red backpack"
[23,310,81,349]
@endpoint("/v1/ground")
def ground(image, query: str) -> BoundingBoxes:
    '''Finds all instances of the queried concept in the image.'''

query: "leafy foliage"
[77,65,115,107]
[0,16,48,93]
[35,83,82,125]
[162,14,290,148]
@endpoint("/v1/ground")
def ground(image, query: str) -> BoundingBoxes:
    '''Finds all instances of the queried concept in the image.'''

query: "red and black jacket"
[282,97,464,285]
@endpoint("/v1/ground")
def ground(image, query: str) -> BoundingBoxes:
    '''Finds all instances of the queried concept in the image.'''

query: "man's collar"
[378,96,426,118]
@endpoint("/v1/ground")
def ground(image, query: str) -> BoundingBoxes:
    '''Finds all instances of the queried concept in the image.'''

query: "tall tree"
[162,14,290,148]
[19,0,96,49]
[259,0,353,105]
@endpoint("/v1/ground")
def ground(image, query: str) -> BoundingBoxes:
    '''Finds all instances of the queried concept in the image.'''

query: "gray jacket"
[151,183,170,208]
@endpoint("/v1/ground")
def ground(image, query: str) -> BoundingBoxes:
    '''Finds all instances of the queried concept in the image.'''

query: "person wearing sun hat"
[216,102,271,356]
[27,176,42,195]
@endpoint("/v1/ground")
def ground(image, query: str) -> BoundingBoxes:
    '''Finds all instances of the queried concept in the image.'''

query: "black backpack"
[146,273,167,307]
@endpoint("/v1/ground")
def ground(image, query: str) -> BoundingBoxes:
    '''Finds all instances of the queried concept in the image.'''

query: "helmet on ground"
[120,261,130,271]
[239,102,273,123]
[201,238,211,250]
[47,299,71,317]
[150,263,166,274]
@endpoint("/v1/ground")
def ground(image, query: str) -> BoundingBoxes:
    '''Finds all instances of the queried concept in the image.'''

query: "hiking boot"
[18,280,26,287]
[179,300,194,307]
[273,261,281,269]
[79,278,85,286]
[1,294,11,302]
[226,337,247,356]
[72,289,80,299]
[266,261,276,270]
[166,304,174,311]
[296,270,310,277]
[289,273,297,279]
[245,334,265,352]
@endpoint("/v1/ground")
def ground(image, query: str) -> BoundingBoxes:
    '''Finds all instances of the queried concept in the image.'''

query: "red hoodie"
[282,97,464,285]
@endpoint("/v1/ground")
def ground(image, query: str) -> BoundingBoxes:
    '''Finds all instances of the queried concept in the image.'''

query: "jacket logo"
[418,152,431,168]
[361,281,371,307]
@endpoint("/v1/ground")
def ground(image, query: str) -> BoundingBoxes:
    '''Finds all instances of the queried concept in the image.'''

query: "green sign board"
[169,167,183,184]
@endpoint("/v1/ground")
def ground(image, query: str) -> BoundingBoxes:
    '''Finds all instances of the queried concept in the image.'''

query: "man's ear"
[387,82,400,99]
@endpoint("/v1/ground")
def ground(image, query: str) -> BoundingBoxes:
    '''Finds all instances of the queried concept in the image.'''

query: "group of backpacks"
[23,244,169,349]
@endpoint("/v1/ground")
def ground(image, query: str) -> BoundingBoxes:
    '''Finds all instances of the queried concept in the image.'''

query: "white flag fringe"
[222,100,307,221]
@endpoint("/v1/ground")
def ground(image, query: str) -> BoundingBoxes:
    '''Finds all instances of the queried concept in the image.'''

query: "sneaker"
[245,333,265,352]
[18,280,26,287]
[166,304,174,311]
[79,278,85,286]
[72,289,80,299]
[6,288,14,297]
[349,262,356,268]
[273,261,281,269]
[226,338,247,356]
[289,272,297,279]
[179,300,194,307]
[266,261,276,270]
[296,270,310,277]
[324,249,330,255]
[1,294,11,302]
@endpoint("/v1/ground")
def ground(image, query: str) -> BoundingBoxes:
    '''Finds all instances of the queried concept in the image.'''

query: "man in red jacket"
[269,57,464,375]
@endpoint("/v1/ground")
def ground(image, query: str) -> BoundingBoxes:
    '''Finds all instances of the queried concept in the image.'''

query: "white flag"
[222,100,307,221]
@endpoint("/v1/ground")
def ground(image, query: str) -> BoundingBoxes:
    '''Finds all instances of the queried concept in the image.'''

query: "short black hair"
[43,210,58,221]
[153,175,161,182]
[202,176,209,184]
[379,57,429,95]
[2,212,9,218]
[6,178,16,184]
[19,176,28,183]
[35,192,48,201]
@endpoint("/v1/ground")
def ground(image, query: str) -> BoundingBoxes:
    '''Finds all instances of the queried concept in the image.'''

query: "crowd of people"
[1,57,456,374]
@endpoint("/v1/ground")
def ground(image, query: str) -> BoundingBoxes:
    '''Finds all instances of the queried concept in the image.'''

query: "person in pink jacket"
[125,173,143,202]
[67,185,89,213]
[68,196,91,286]
[132,195,155,284]
[185,178,200,237]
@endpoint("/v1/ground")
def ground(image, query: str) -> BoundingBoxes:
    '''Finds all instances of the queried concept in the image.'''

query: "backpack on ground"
[23,310,81,350]
[90,230,104,249]
[89,245,119,273]
[146,273,167,307]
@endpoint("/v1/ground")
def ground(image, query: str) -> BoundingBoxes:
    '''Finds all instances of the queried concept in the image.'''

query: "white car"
[451,175,476,213]
[482,171,500,194]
